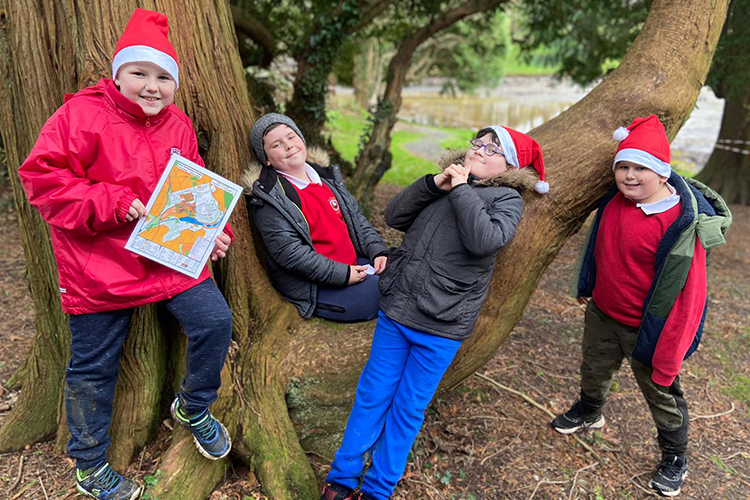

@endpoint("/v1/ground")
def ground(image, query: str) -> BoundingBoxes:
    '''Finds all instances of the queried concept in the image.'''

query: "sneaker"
[170,396,231,460]
[320,482,355,500]
[650,454,688,497]
[76,462,141,500]
[551,401,606,434]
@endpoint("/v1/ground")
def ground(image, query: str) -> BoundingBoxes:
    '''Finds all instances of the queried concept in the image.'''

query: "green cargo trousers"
[579,300,688,456]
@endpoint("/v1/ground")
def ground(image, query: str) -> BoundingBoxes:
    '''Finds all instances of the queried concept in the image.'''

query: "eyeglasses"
[469,138,505,157]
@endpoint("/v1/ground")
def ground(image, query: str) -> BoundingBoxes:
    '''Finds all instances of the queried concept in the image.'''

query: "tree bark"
[696,89,750,205]
[350,0,507,202]
[0,1,316,499]
[0,0,731,499]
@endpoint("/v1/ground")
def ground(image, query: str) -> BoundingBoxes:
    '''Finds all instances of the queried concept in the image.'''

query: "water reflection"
[398,96,572,132]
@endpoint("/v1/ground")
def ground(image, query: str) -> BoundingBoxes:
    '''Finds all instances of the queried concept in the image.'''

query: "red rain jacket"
[19,79,233,314]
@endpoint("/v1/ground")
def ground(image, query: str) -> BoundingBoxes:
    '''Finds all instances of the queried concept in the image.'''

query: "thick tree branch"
[230,4,275,66]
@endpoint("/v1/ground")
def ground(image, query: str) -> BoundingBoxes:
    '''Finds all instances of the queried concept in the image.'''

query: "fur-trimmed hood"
[439,148,542,193]
[242,146,331,191]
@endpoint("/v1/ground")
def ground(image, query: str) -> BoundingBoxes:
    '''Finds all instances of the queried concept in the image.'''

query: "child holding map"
[19,9,233,499]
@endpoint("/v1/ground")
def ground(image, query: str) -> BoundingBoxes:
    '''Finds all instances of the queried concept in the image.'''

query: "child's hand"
[577,297,590,306]
[445,163,472,187]
[210,232,232,261]
[126,198,147,222]
[373,256,388,274]
[348,265,368,285]
[433,172,453,191]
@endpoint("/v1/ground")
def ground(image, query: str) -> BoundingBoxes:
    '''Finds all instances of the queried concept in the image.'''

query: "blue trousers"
[327,312,462,499]
[315,257,382,323]
[65,278,232,470]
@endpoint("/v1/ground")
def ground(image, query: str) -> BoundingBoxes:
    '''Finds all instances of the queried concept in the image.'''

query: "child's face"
[263,125,307,172]
[615,161,668,203]
[463,132,509,179]
[115,61,176,117]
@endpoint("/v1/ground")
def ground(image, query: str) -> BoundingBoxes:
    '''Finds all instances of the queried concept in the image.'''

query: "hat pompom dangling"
[613,127,630,141]
[535,180,550,194]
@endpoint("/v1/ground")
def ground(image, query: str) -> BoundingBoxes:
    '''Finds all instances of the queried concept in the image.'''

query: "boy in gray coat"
[322,125,548,500]
[246,114,389,322]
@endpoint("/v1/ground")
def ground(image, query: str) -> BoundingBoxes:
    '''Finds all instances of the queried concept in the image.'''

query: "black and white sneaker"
[650,454,688,497]
[551,401,605,434]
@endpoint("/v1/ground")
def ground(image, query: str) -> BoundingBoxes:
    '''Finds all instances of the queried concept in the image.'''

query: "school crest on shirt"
[170,147,182,156]
[329,198,340,212]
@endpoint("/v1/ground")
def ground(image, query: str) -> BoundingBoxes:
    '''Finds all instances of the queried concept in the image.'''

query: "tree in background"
[695,0,750,205]
[0,0,730,499]
[349,0,509,201]
[520,0,750,205]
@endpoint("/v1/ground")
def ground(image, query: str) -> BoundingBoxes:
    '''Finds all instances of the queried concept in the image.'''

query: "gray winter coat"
[245,148,389,318]
[379,159,534,340]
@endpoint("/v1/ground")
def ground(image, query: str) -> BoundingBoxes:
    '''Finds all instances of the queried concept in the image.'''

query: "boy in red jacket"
[552,115,731,497]
[19,10,234,499]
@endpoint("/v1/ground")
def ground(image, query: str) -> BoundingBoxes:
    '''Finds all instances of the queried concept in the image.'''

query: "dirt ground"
[0,181,748,500]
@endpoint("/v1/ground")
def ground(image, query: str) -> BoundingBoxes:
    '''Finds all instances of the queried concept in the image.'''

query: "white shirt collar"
[636,183,680,215]
[275,163,321,189]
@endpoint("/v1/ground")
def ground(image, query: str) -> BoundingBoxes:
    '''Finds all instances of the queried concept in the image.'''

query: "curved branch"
[230,4,275,66]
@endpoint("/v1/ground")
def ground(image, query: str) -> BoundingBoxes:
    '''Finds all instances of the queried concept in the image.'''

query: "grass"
[327,103,475,186]
[503,44,560,77]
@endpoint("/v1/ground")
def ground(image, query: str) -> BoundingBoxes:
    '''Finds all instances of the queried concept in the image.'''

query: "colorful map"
[125,155,241,278]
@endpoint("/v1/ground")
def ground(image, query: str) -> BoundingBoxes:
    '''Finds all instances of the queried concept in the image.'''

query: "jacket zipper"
[141,118,172,298]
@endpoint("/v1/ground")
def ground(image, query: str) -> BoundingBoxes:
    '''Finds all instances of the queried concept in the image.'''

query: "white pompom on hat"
[112,9,180,88]
[612,115,671,177]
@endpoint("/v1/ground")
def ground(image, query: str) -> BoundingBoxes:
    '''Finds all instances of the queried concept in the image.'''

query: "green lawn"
[327,105,476,186]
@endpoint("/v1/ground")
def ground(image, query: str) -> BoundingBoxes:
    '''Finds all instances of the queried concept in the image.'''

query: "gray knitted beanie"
[249,113,306,166]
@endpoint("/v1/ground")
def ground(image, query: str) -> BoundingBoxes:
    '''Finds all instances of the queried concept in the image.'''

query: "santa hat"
[112,9,180,88]
[489,126,548,193]
[612,115,671,177]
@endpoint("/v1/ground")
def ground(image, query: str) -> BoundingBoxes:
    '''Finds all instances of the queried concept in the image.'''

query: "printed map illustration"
[125,155,241,278]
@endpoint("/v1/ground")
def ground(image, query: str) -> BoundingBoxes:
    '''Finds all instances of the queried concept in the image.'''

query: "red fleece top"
[293,182,357,265]
[592,193,707,386]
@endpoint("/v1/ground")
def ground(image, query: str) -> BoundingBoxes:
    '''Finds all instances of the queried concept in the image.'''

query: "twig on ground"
[403,477,440,500]
[480,431,522,465]
[629,471,658,496]
[8,454,23,492]
[474,372,605,464]
[692,402,735,420]
[528,479,569,500]
[720,451,750,461]
[10,480,37,500]
[568,463,598,500]
[137,448,146,476]
[38,472,49,500]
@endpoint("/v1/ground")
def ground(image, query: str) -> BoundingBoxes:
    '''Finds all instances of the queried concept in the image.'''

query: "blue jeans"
[314,257,382,323]
[327,312,462,499]
[65,278,232,469]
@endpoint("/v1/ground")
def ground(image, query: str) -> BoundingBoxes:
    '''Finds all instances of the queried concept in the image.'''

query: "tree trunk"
[696,89,750,204]
[350,0,507,202]
[0,1,317,499]
[353,38,386,110]
[0,0,731,499]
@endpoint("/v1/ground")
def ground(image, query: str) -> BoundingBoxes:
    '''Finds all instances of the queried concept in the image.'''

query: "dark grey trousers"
[579,300,688,456]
